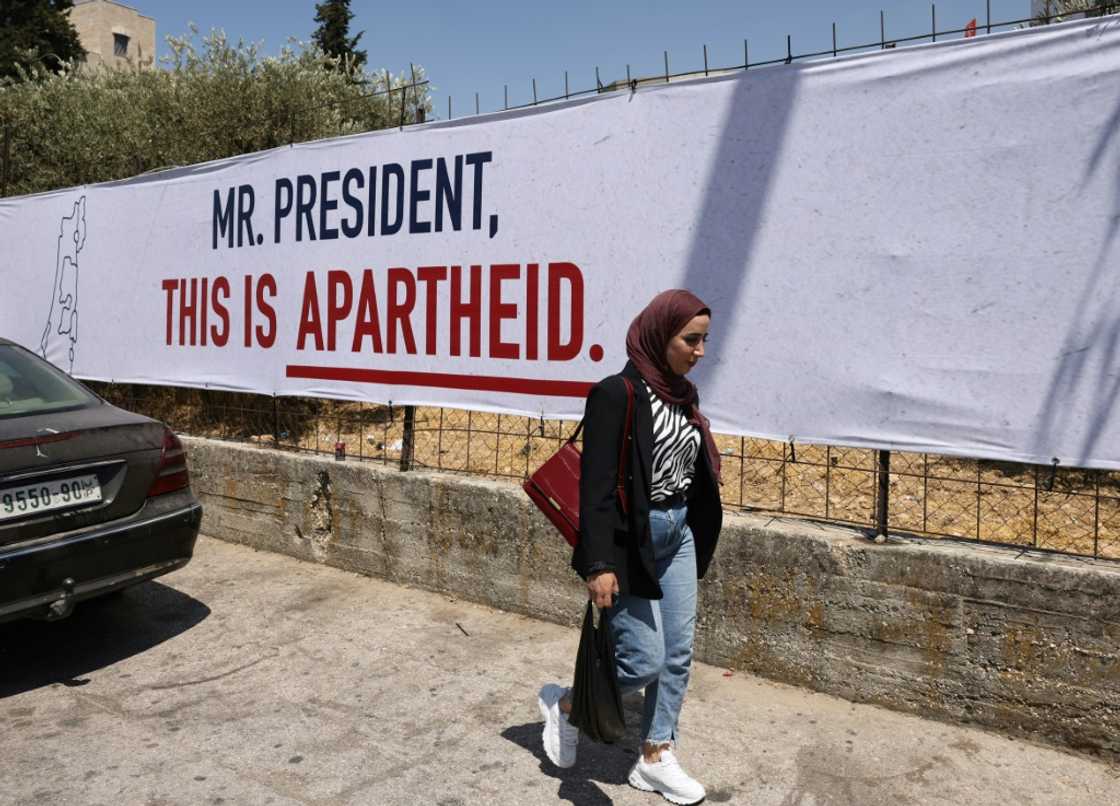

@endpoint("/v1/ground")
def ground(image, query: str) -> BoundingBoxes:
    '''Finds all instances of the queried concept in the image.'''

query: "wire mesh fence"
[87,383,1120,562]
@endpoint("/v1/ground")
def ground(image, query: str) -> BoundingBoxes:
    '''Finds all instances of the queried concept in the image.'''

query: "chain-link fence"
[87,383,1120,562]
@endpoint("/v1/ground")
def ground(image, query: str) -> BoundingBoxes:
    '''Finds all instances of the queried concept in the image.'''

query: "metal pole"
[1094,469,1101,559]
[1032,465,1040,547]
[986,0,991,34]
[833,22,837,57]
[825,446,832,520]
[786,34,792,64]
[475,92,480,115]
[409,63,419,124]
[564,71,569,99]
[448,96,452,119]
[744,39,749,69]
[931,4,937,43]
[875,449,891,542]
[703,44,709,76]
[664,51,670,82]
[400,405,416,471]
[881,10,886,50]
[975,462,982,541]
[504,84,509,110]
[0,124,10,198]
[272,395,280,446]
[532,77,538,104]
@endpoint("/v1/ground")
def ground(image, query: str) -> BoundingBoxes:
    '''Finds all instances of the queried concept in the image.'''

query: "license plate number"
[0,474,102,521]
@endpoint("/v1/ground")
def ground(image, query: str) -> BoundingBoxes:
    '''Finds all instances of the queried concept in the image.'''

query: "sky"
[127,1,1037,118]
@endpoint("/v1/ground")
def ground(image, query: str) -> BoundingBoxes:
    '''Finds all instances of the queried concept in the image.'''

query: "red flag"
[964,18,978,38]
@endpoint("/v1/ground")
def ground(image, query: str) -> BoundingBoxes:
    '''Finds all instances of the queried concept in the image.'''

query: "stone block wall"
[184,437,1120,757]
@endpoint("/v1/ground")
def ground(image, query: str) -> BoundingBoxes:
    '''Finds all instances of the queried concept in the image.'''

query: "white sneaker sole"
[628,767,705,805]
[538,690,575,769]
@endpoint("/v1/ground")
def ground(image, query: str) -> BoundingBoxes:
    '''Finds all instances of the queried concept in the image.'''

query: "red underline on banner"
[285,365,595,398]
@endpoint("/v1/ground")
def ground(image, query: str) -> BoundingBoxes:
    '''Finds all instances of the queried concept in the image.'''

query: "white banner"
[3,19,1120,469]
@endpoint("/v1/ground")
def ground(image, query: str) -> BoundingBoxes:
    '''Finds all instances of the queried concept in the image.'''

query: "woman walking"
[538,289,723,805]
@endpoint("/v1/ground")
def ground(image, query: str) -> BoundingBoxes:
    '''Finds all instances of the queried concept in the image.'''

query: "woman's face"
[665,314,710,376]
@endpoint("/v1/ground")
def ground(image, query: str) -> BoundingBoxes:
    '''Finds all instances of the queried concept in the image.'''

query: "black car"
[0,338,201,621]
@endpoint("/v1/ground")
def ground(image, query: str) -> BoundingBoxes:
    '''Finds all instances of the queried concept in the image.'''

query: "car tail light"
[147,427,190,497]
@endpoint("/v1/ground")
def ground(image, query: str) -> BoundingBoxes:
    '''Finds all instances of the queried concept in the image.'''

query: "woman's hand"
[587,571,619,609]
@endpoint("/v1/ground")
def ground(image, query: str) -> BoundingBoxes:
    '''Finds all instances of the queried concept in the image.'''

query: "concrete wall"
[184,437,1120,758]
[69,0,156,70]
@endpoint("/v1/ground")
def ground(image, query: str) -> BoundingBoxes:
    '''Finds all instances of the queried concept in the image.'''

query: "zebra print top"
[645,383,702,502]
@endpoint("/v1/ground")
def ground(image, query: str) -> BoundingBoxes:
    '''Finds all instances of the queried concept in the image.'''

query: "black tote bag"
[567,601,626,743]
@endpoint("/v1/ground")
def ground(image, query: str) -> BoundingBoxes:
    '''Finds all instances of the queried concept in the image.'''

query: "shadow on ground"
[502,719,638,805]
[502,696,739,804]
[0,581,210,698]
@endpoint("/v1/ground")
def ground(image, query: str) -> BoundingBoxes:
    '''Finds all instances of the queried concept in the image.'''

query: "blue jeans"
[604,502,697,744]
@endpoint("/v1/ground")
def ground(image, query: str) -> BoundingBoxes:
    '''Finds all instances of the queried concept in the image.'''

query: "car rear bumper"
[0,498,202,622]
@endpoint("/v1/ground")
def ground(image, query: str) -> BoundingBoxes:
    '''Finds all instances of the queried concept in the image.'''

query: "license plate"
[0,474,102,521]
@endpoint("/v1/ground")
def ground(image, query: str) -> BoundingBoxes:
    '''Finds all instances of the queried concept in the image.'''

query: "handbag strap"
[565,377,636,514]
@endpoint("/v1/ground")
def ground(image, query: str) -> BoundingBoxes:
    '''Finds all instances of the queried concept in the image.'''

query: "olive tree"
[0,27,429,197]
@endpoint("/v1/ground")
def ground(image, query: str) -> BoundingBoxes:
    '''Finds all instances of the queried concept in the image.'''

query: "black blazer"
[571,361,723,599]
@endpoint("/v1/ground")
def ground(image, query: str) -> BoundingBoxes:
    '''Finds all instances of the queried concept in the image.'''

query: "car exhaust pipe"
[46,577,76,620]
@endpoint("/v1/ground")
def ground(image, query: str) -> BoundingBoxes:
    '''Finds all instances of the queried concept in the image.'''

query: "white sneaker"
[538,684,579,768]
[628,747,706,805]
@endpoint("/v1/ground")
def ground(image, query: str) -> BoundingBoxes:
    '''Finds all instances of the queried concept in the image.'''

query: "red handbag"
[523,379,635,547]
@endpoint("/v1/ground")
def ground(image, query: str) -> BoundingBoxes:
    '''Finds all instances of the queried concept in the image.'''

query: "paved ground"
[1,537,1117,806]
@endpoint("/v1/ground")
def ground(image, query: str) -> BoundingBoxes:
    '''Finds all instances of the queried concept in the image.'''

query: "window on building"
[113,34,129,58]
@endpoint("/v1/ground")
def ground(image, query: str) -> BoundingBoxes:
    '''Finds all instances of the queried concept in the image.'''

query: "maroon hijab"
[625,289,721,480]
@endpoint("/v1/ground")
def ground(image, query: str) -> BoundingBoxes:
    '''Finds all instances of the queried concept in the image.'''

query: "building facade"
[68,0,156,70]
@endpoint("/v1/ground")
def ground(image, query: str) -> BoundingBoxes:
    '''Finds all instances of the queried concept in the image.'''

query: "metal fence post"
[399,78,408,129]
[272,395,280,447]
[408,64,420,127]
[875,449,891,541]
[400,405,416,471]
[2,123,11,197]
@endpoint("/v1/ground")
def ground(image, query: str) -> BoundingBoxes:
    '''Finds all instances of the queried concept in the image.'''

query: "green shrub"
[0,26,430,198]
